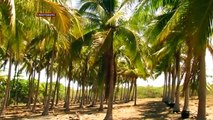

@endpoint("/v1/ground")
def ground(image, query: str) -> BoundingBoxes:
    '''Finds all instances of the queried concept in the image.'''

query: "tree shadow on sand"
[138,101,180,120]
[0,104,106,120]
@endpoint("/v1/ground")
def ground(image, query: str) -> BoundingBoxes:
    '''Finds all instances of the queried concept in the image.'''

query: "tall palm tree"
[144,0,213,119]
[35,0,83,115]
[79,0,145,119]
[0,0,16,115]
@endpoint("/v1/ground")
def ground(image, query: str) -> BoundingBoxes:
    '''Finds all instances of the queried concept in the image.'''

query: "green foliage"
[0,78,66,105]
[0,75,6,104]
[39,82,66,103]
[137,86,163,98]
[207,84,213,95]
[10,79,29,103]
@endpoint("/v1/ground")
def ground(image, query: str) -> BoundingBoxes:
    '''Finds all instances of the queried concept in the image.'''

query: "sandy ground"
[1,97,213,120]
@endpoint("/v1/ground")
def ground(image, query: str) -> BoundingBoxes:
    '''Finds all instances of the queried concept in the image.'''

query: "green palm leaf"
[106,11,123,25]
[0,0,16,35]
[39,0,71,34]
[79,1,103,13]
[156,1,189,43]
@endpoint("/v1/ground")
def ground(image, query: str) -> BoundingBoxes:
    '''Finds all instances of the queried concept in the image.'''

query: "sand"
[1,97,213,120]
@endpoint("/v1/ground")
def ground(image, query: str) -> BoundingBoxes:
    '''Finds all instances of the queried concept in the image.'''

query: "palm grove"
[0,0,212,120]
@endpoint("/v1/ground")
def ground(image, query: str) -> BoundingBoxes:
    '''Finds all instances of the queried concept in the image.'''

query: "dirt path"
[1,97,213,120]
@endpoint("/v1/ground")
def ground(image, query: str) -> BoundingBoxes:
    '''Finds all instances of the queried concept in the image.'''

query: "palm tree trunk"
[29,70,36,108]
[181,43,192,119]
[71,82,75,103]
[95,89,99,105]
[79,81,84,108]
[56,74,61,106]
[0,57,12,116]
[54,67,61,105]
[167,67,171,104]
[129,79,134,101]
[64,79,71,111]
[134,78,137,106]
[131,84,135,101]
[99,86,104,111]
[162,71,168,103]
[13,62,18,105]
[32,70,41,112]
[74,83,79,104]
[104,35,114,120]
[27,70,33,108]
[88,86,92,104]
[173,75,181,112]
[173,50,181,112]
[42,64,53,115]
[170,67,176,108]
[42,37,56,116]
[86,86,89,104]
[124,80,128,102]
[126,80,130,102]
[91,86,96,106]
[65,65,72,111]
[197,45,206,120]
[50,66,61,109]
[120,82,123,101]
[78,85,82,103]
[80,57,88,108]
[43,67,49,106]
[113,86,118,102]
[123,82,126,101]
[182,83,190,118]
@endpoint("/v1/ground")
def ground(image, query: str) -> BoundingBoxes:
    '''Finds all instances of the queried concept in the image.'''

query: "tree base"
[42,111,49,116]
[88,104,95,107]
[181,110,190,119]
[104,115,113,120]
[164,101,170,107]
[173,109,180,113]
[168,102,175,108]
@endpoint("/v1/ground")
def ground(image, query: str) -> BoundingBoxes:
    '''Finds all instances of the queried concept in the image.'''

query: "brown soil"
[1,96,213,120]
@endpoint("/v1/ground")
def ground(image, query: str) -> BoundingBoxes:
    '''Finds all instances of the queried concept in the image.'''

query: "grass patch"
[137,86,163,99]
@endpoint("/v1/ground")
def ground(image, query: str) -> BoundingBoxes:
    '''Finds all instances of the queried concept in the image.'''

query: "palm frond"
[106,11,123,25]
[102,0,117,13]
[156,1,189,43]
[115,27,137,58]
[207,43,213,58]
[39,0,71,34]
[0,0,16,35]
[69,10,84,39]
[91,29,112,51]
[190,0,213,54]
[133,52,147,78]
[79,1,99,13]
[27,30,48,51]
[118,0,136,11]
[145,10,174,44]
[81,12,101,24]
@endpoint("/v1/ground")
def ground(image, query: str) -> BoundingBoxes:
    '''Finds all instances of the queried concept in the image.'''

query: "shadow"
[0,100,185,120]
[0,104,107,120]
[138,101,173,119]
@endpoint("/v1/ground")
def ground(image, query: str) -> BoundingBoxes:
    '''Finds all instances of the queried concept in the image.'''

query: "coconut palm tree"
[0,0,18,115]
[79,0,148,119]
[143,0,213,119]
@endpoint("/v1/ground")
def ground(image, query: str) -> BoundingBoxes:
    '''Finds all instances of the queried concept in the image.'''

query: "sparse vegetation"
[137,86,163,98]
